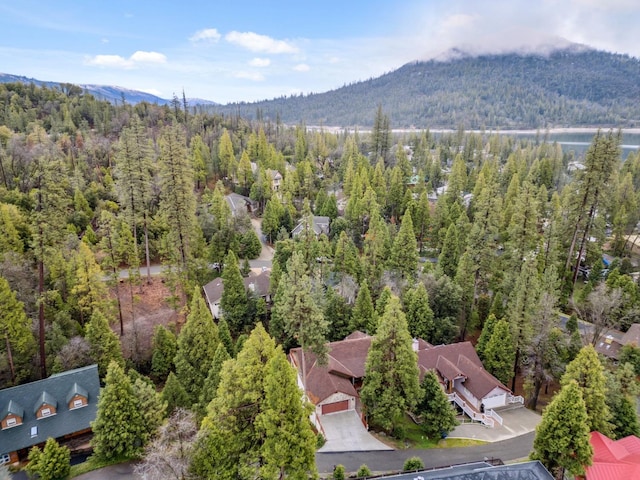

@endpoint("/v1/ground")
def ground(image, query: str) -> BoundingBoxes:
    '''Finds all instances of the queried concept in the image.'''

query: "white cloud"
[85,50,166,69]
[130,51,166,64]
[101,37,109,44]
[293,63,310,72]
[225,31,298,54]
[233,71,265,81]
[190,28,221,43]
[85,54,132,68]
[249,57,271,67]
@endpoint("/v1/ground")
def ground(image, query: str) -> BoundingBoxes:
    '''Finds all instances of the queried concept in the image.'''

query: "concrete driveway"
[448,407,542,442]
[317,410,393,453]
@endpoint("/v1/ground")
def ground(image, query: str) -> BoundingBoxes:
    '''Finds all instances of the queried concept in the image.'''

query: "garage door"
[321,400,349,415]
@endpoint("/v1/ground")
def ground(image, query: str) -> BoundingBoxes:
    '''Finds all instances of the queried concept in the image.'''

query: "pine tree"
[217,316,235,357]
[476,313,498,361]
[0,275,35,385]
[92,361,147,460]
[26,437,70,480]
[219,250,249,336]
[438,223,460,278]
[389,210,418,280]
[191,324,277,479]
[158,123,198,275]
[150,325,177,382]
[360,296,421,433]
[162,371,191,414]
[174,287,219,404]
[131,373,167,441]
[350,280,377,334]
[561,344,613,435]
[417,370,458,438]
[113,117,154,283]
[30,155,71,378]
[482,319,516,386]
[272,251,328,394]
[218,129,236,179]
[531,381,593,479]
[200,343,231,412]
[85,310,124,379]
[257,349,317,480]
[403,282,435,341]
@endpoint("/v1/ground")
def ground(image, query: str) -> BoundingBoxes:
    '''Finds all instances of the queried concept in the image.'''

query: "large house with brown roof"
[289,332,523,433]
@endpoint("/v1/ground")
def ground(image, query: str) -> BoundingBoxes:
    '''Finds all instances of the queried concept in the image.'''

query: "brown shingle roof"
[622,324,640,346]
[202,270,271,305]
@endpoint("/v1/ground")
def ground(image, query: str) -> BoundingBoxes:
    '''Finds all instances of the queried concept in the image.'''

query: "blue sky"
[1,0,639,103]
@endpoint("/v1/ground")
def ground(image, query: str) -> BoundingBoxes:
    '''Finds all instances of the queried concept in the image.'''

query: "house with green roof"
[0,364,100,466]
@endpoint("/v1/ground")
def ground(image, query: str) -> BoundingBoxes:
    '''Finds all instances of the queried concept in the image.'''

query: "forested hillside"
[2,81,640,476]
[205,47,640,129]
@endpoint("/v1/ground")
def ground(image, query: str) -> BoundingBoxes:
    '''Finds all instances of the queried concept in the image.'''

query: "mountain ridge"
[0,73,218,107]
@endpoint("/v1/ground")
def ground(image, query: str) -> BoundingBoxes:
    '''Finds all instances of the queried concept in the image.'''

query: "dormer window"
[1,400,24,429]
[34,391,57,419]
[66,383,88,410]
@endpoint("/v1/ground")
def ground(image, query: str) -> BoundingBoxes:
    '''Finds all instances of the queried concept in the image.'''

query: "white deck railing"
[508,394,524,404]
[447,392,495,427]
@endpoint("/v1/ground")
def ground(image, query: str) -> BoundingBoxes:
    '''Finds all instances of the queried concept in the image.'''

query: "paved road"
[315,432,535,474]
[58,433,534,479]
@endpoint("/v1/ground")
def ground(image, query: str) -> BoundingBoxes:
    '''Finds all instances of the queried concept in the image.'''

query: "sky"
[1,0,640,104]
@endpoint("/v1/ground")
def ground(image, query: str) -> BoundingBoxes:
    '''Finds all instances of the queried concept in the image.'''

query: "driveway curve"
[318,411,392,452]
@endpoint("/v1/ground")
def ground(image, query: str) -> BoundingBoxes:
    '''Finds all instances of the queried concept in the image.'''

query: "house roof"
[374,461,553,479]
[202,270,271,307]
[586,431,640,480]
[290,333,372,404]
[291,216,330,237]
[225,193,257,217]
[622,324,640,346]
[417,342,511,399]
[291,334,510,407]
[0,364,100,455]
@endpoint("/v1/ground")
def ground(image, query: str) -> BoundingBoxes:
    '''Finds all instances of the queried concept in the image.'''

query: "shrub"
[403,456,425,471]
[332,464,346,480]
[357,464,372,477]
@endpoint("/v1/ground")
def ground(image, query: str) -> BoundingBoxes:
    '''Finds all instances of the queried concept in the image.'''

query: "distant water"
[507,132,640,159]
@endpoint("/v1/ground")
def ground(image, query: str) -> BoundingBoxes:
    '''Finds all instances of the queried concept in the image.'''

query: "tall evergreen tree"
[26,438,70,480]
[30,155,70,378]
[200,343,231,412]
[360,296,421,433]
[531,381,593,479]
[0,275,35,385]
[416,370,458,439]
[403,282,435,341]
[256,349,318,480]
[92,361,147,460]
[389,210,418,280]
[85,310,124,379]
[561,344,613,435]
[191,324,278,479]
[158,124,198,277]
[220,250,249,336]
[174,287,219,405]
[350,280,376,334]
[113,117,154,283]
[162,371,190,414]
[482,319,516,386]
[150,325,177,382]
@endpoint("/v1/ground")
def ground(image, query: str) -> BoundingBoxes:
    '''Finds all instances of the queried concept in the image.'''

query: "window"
[41,407,51,417]
[0,453,10,465]
[73,398,84,409]
[5,417,16,427]
[30,426,37,438]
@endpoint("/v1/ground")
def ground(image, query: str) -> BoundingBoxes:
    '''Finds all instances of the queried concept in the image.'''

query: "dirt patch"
[111,277,185,366]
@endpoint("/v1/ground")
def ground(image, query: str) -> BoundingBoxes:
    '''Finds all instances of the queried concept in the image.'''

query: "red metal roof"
[586,432,640,480]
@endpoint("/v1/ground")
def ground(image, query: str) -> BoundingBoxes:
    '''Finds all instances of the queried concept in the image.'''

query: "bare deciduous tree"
[134,408,197,480]
[572,283,622,346]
